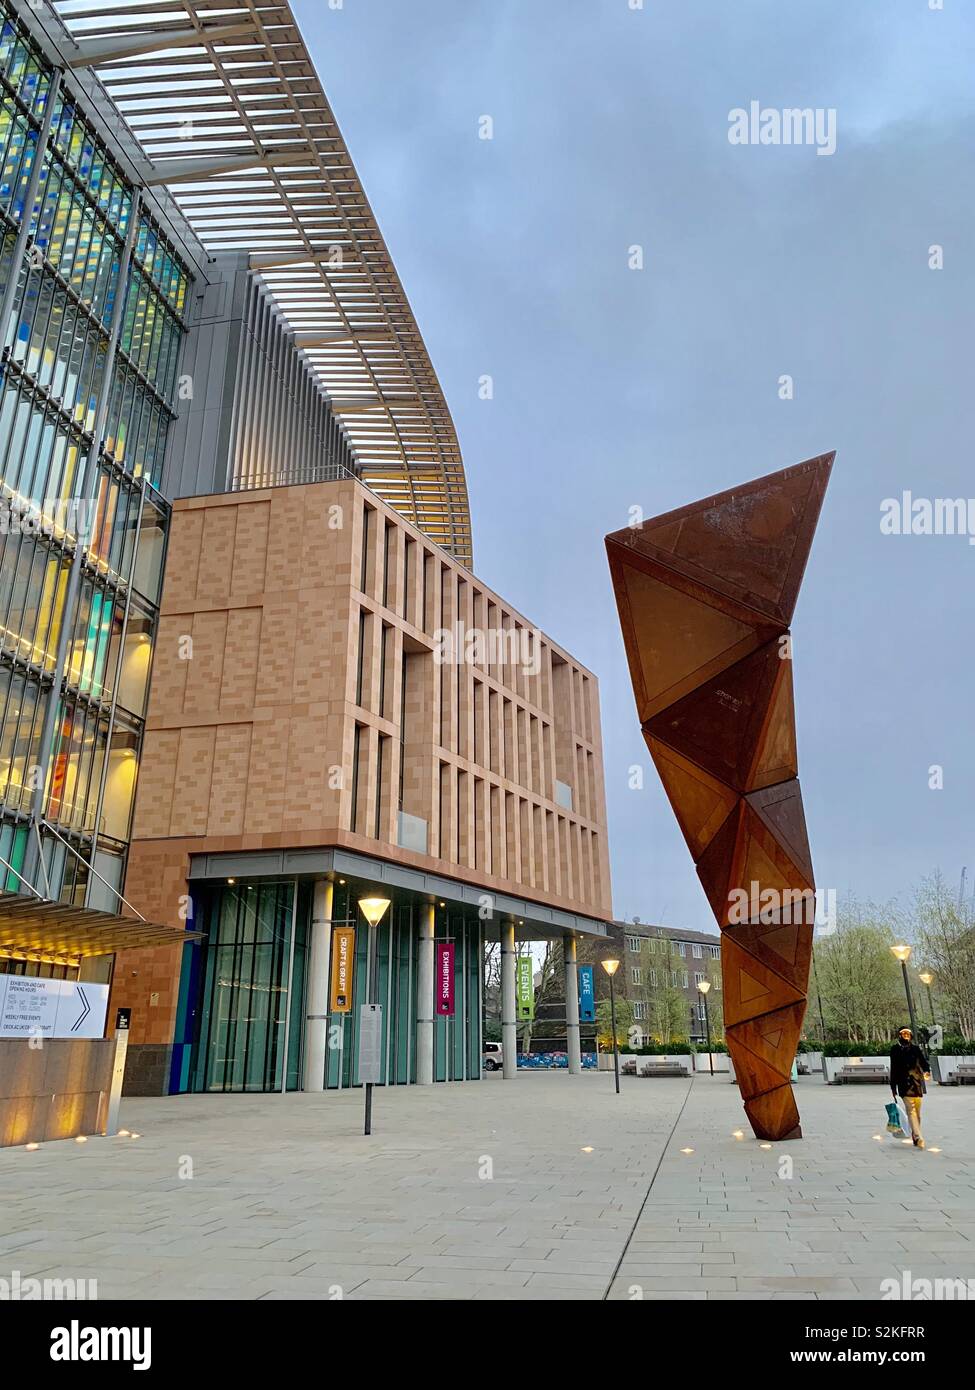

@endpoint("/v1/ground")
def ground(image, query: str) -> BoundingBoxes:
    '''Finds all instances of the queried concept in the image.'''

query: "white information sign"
[0,976,109,1039]
[357,1003,383,1084]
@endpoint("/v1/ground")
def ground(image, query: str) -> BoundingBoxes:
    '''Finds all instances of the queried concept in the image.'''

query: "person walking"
[889,1027,930,1148]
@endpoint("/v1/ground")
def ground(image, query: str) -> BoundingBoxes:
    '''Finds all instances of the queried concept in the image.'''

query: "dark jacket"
[889,1040,929,1098]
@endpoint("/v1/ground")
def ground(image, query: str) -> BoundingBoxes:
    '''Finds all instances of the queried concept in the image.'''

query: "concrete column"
[501,922,517,1079]
[564,935,581,1075]
[302,880,333,1092]
[416,903,435,1084]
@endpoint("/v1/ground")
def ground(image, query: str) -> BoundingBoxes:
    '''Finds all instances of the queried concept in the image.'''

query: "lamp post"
[600,958,621,1095]
[890,943,917,1036]
[697,979,713,1074]
[358,896,391,1134]
[918,970,937,1027]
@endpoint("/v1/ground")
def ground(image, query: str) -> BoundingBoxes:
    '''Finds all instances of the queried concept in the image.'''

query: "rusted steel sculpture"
[606,453,833,1140]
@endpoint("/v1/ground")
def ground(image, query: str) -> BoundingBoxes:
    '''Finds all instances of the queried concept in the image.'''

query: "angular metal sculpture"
[606,453,833,1139]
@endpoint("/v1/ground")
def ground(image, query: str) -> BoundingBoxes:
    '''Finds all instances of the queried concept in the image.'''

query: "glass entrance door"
[191,882,308,1092]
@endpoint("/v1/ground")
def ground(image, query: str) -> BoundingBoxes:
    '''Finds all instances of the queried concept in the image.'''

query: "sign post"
[105,1008,130,1137]
[358,1003,383,1135]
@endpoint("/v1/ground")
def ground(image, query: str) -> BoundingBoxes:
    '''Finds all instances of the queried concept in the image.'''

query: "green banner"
[516,955,535,1021]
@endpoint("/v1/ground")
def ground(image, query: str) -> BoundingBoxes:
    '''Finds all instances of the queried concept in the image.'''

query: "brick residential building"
[581,920,723,1045]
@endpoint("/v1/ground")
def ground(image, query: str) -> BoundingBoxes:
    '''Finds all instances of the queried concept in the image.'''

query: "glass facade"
[181,880,483,1094]
[0,0,191,908]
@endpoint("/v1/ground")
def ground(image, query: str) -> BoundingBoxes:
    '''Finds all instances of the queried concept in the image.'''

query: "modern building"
[0,0,209,939]
[116,475,611,1093]
[0,0,614,1090]
[582,920,722,1045]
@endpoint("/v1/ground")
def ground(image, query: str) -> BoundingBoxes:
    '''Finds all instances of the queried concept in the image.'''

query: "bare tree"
[902,872,975,1039]
[813,897,904,1042]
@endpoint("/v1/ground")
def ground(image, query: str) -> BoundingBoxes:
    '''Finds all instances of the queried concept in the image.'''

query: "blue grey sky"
[296,0,975,933]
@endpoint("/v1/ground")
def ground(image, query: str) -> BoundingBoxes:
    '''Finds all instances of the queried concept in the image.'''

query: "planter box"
[824,1055,890,1085]
[934,1054,975,1085]
[693,1052,730,1073]
[797,1051,823,1075]
[600,1052,692,1075]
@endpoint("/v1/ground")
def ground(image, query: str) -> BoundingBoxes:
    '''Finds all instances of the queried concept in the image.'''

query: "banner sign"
[578,964,596,1023]
[516,955,534,1021]
[329,927,355,1013]
[436,943,454,1016]
[0,977,108,1039]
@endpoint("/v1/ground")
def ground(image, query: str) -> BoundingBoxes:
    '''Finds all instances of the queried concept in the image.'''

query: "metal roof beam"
[144,150,310,185]
[68,21,257,69]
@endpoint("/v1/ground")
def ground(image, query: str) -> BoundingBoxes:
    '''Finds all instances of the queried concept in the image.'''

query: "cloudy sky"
[296,0,975,933]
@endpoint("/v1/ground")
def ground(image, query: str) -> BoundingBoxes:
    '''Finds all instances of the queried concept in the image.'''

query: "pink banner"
[437,943,454,1016]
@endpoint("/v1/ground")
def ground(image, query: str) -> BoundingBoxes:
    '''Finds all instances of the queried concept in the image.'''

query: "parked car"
[482,1041,503,1071]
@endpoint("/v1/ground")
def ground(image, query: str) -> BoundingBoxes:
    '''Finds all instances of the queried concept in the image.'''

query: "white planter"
[824,1055,890,1084]
[797,1051,823,1074]
[693,1052,730,1073]
[934,1054,975,1085]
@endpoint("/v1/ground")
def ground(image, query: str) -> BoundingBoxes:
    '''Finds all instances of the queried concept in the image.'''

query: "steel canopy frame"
[51,0,473,566]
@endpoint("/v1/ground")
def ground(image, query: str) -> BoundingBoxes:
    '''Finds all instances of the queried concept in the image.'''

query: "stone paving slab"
[0,1072,972,1300]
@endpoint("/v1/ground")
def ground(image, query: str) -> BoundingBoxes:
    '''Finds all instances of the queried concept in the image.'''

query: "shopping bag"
[885,1101,909,1136]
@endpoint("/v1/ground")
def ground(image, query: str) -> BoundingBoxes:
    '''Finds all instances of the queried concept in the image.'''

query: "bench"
[949,1065,975,1086]
[640,1061,688,1078]
[836,1062,888,1083]
[621,1058,637,1076]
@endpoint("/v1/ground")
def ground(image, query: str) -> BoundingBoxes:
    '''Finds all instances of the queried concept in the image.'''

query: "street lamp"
[890,943,918,1035]
[600,958,621,1095]
[697,979,713,1074]
[358,897,391,1134]
[918,970,937,1027]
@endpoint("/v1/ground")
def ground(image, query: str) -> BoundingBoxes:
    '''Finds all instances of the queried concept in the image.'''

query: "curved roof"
[51,0,473,566]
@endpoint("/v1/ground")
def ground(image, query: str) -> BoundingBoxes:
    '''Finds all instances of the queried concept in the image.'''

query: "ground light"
[600,958,621,1096]
[697,978,713,1073]
[358,897,391,1135]
[890,943,918,1033]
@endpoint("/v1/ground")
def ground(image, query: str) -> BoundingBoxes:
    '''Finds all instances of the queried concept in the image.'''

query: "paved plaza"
[1,1072,973,1301]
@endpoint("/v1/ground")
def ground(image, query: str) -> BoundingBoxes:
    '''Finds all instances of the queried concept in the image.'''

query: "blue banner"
[578,964,595,1023]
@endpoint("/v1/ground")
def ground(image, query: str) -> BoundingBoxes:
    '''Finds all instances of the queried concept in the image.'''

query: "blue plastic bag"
[885,1100,909,1136]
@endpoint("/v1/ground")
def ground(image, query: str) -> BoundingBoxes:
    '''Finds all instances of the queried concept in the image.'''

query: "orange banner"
[329,927,355,1013]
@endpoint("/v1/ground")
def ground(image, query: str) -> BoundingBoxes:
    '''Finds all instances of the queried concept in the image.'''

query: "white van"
[482,1041,504,1071]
